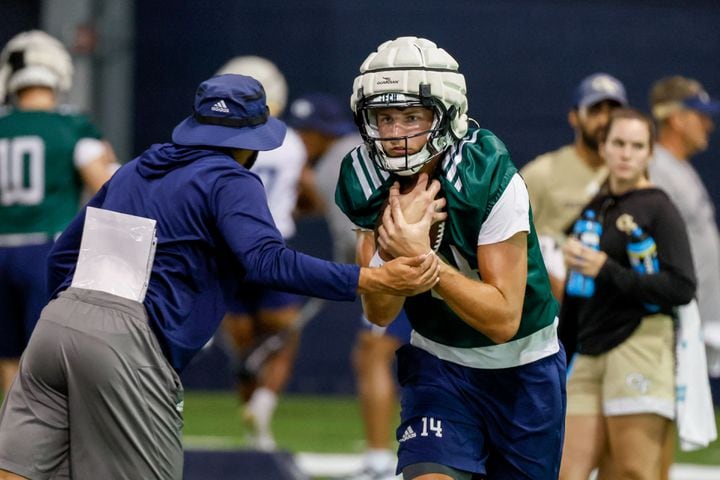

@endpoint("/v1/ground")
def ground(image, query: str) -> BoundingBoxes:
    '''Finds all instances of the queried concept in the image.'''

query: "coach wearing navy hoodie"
[0,74,439,480]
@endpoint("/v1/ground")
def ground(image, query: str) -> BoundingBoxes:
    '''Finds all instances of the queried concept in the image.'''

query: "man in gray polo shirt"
[648,76,720,376]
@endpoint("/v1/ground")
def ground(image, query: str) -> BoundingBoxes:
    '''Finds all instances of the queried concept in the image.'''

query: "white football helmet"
[351,36,468,176]
[216,55,288,116]
[0,30,73,103]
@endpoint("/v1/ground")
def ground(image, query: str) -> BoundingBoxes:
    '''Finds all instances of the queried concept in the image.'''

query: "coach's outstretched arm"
[357,252,439,297]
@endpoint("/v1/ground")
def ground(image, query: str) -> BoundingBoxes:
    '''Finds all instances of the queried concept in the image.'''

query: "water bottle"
[566,209,602,298]
[626,226,660,312]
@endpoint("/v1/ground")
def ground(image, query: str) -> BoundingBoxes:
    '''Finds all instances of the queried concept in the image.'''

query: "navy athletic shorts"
[0,242,54,358]
[360,309,412,343]
[395,343,566,479]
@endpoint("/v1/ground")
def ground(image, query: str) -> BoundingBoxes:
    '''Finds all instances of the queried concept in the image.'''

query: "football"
[376,177,446,253]
[429,219,445,253]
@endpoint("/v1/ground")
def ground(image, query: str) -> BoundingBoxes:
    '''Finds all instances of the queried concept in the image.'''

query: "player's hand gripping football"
[377,176,447,258]
[391,173,446,224]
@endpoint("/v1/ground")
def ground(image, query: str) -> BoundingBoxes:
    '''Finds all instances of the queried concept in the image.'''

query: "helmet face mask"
[355,92,452,176]
[350,37,468,176]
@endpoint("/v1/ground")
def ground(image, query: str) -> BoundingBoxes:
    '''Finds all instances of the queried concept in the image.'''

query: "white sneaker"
[242,387,278,451]
[246,430,277,451]
[242,407,276,451]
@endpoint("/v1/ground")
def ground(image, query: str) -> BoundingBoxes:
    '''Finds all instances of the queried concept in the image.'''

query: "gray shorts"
[0,288,184,480]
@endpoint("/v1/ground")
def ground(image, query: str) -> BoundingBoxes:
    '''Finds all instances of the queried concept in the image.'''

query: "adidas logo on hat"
[211,100,230,113]
[399,425,417,443]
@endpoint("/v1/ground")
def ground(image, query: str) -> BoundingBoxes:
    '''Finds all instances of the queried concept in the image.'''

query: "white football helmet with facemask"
[0,30,73,104]
[351,37,468,176]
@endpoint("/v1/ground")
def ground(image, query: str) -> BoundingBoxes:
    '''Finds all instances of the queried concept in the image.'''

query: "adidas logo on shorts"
[399,425,417,443]
[211,100,230,113]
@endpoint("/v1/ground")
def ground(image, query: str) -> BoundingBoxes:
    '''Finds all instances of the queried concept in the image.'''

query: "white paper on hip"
[71,206,157,302]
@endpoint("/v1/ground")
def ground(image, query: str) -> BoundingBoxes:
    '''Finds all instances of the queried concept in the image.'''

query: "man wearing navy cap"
[649,76,720,377]
[521,72,628,300]
[0,74,439,480]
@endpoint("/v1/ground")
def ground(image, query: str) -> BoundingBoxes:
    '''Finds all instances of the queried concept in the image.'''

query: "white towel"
[675,299,718,451]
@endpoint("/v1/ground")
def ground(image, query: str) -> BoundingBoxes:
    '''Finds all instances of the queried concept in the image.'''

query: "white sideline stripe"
[670,464,720,480]
[183,438,719,479]
[295,453,363,476]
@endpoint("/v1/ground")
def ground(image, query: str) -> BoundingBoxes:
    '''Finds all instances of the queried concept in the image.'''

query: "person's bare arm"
[360,174,447,325]
[356,230,406,326]
[433,233,527,343]
[379,192,527,343]
[356,252,439,299]
[77,140,118,193]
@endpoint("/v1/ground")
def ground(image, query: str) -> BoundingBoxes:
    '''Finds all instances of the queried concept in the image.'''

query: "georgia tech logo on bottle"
[377,76,399,85]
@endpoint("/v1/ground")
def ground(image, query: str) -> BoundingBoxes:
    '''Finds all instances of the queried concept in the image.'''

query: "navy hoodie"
[48,143,359,371]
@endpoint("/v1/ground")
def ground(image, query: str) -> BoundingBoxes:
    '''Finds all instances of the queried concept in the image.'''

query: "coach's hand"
[357,252,439,296]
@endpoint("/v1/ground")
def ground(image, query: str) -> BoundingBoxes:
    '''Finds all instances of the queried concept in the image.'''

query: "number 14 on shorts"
[421,417,443,437]
[399,416,443,443]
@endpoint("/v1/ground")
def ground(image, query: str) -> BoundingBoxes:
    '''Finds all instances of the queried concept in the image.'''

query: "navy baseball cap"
[650,76,720,119]
[683,92,720,116]
[172,74,286,150]
[285,93,356,137]
[573,73,628,109]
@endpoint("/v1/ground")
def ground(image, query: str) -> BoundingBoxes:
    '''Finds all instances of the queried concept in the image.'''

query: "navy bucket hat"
[172,74,286,150]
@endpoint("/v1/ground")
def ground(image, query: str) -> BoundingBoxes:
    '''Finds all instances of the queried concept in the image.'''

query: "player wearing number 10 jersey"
[0,30,114,394]
[336,37,566,479]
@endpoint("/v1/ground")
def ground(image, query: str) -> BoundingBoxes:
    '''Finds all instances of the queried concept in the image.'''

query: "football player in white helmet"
[214,55,307,451]
[0,30,73,104]
[351,37,467,177]
[0,30,116,397]
[336,37,565,480]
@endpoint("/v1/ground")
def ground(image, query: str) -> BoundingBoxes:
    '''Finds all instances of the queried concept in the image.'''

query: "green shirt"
[0,108,101,236]
[336,128,558,357]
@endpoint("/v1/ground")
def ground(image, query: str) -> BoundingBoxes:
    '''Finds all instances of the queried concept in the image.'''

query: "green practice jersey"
[336,128,558,357]
[0,109,101,236]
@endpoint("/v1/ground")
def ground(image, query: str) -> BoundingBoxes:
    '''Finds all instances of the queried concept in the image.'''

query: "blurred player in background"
[288,91,359,262]
[336,36,565,479]
[286,93,403,479]
[0,30,116,395]
[214,56,307,450]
